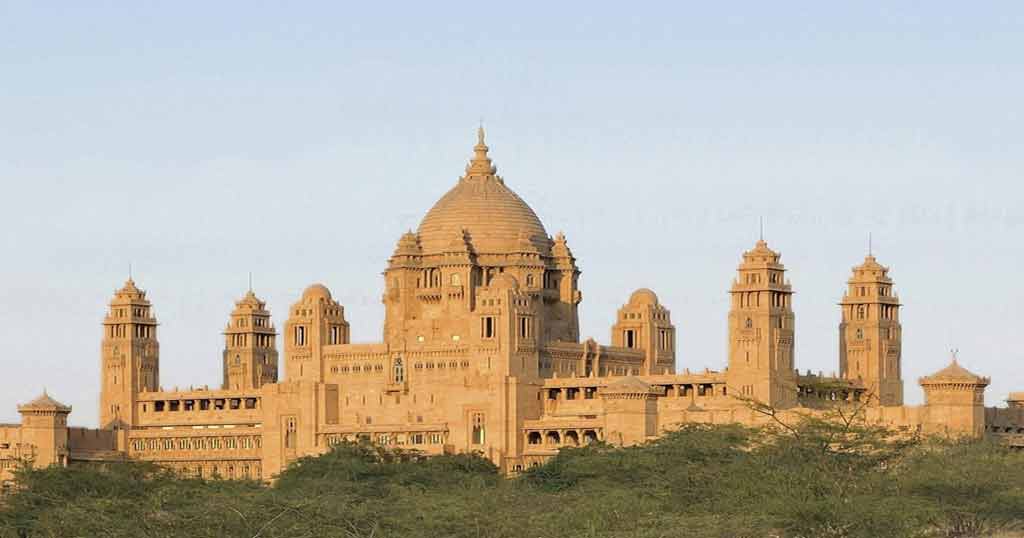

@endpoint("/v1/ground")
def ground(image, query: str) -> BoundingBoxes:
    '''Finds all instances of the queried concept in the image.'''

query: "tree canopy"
[1,422,1022,538]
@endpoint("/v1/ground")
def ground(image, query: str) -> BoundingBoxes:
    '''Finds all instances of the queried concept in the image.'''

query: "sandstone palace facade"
[2,130,1023,487]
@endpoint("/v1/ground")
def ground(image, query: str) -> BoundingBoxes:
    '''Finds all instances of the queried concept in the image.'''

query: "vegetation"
[1,422,1022,538]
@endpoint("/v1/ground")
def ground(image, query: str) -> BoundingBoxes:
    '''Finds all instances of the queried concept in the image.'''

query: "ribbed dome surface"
[418,176,549,254]
[417,129,550,255]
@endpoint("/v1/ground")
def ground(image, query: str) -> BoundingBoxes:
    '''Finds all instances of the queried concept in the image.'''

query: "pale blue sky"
[2,2,1022,426]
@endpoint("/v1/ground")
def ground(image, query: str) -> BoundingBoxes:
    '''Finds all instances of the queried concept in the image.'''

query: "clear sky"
[1,2,1022,426]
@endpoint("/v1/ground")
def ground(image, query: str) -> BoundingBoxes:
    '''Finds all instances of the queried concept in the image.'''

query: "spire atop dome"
[465,126,497,176]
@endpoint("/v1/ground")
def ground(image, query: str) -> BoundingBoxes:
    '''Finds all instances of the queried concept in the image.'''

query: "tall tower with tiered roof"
[839,253,903,406]
[726,239,797,408]
[100,279,159,429]
[222,290,279,390]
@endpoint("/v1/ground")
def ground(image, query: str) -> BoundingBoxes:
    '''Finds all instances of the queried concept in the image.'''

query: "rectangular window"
[482,317,495,339]
[295,326,306,346]
[519,317,531,338]
[625,329,636,348]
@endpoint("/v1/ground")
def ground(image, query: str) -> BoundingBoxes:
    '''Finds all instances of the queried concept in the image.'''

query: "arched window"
[745,318,753,329]
[857,306,866,320]
[284,418,297,449]
[471,413,486,445]
[393,357,404,383]
[450,273,461,286]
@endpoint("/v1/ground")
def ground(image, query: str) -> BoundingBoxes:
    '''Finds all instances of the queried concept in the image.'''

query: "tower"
[611,289,676,375]
[283,284,349,382]
[919,356,989,437]
[839,253,903,406]
[222,290,279,390]
[726,240,796,408]
[17,392,71,469]
[100,279,159,430]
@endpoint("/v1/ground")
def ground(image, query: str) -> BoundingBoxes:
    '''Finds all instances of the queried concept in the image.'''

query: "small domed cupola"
[301,283,333,302]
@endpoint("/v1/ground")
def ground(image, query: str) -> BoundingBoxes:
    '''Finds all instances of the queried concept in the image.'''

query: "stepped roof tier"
[920,359,990,386]
[18,391,71,412]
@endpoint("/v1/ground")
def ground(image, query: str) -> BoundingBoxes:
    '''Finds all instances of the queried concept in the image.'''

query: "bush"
[1,426,1021,538]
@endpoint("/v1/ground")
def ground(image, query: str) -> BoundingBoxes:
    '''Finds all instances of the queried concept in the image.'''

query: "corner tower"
[223,290,279,390]
[726,240,796,408]
[839,253,903,406]
[100,279,159,430]
[18,392,71,468]
[919,357,989,437]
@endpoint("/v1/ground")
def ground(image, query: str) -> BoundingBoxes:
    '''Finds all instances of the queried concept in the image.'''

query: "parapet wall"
[986,406,1024,433]
[67,427,117,452]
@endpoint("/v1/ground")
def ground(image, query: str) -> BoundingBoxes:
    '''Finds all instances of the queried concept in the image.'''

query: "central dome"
[417,129,550,255]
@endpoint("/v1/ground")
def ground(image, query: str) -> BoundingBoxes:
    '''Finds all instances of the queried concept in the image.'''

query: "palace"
[2,129,1023,487]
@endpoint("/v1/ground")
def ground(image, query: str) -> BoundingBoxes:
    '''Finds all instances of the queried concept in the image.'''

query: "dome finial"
[466,125,495,176]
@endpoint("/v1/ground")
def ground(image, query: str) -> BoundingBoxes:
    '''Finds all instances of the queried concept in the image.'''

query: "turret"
[18,392,71,468]
[919,356,990,437]
[839,252,903,406]
[222,289,279,390]
[547,232,582,342]
[611,289,676,374]
[725,239,797,408]
[100,278,159,430]
[283,284,349,382]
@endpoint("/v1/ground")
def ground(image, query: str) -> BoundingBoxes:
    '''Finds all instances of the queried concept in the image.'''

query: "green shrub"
[1,426,1021,538]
